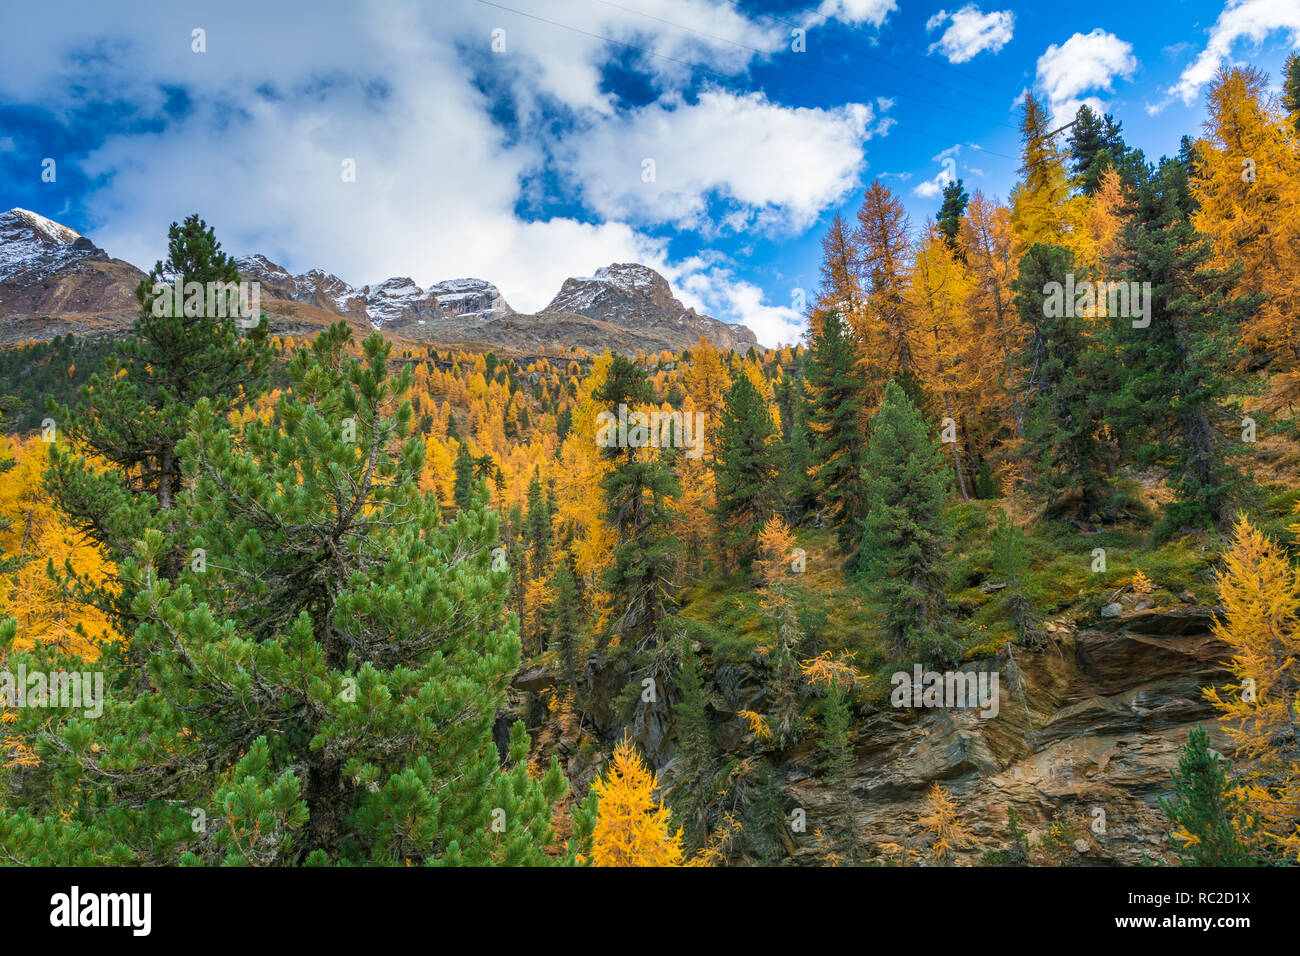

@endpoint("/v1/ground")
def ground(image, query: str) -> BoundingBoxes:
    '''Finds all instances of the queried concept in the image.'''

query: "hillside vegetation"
[2,58,1300,866]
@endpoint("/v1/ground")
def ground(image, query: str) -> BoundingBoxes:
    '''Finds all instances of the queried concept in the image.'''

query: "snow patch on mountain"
[235,255,368,314]
[234,254,291,285]
[427,278,511,320]
[364,277,437,329]
[0,208,99,283]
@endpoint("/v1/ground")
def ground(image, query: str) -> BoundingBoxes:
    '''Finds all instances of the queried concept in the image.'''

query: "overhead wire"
[471,0,1019,160]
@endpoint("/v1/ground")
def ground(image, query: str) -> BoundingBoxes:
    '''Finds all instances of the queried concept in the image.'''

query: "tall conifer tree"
[595,355,680,646]
[805,311,870,552]
[1,324,587,864]
[713,372,780,570]
[858,381,954,662]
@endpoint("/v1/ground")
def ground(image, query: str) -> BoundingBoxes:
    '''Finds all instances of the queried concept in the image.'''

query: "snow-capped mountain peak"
[0,208,100,283]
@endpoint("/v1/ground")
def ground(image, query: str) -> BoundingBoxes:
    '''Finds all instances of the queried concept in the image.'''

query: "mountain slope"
[0,209,144,345]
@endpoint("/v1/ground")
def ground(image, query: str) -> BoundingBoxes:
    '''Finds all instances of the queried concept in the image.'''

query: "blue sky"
[1,0,1297,346]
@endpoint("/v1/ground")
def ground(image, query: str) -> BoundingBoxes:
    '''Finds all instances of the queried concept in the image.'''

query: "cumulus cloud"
[912,144,974,198]
[816,0,898,28]
[680,268,805,348]
[0,0,856,345]
[556,90,882,235]
[1035,29,1137,122]
[925,6,1015,64]
[1161,0,1300,107]
[913,166,957,199]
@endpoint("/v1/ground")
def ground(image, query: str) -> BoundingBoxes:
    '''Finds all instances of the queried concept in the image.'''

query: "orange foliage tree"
[590,735,684,867]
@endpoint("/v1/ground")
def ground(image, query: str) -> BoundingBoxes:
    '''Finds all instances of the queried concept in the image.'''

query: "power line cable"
[763,0,1023,98]
[588,0,1018,128]
[472,0,1018,160]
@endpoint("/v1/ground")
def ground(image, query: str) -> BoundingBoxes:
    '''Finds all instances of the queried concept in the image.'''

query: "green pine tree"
[1012,242,1114,517]
[805,311,871,553]
[595,354,681,647]
[936,178,970,253]
[858,380,955,663]
[1282,52,1300,135]
[1067,104,1127,194]
[670,645,716,852]
[713,372,780,570]
[0,323,584,866]
[784,383,819,520]
[524,467,552,577]
[809,667,858,864]
[550,556,585,704]
[1111,154,1261,532]
[993,509,1043,646]
[452,441,478,510]
[1159,727,1258,866]
[45,214,272,616]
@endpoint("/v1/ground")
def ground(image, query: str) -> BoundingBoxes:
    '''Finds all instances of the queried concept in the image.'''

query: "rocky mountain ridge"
[0,209,760,354]
[0,209,146,344]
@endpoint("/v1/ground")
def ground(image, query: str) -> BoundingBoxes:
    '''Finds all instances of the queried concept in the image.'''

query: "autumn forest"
[2,56,1300,872]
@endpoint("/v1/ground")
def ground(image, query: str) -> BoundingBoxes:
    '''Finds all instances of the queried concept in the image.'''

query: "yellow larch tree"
[551,354,615,624]
[919,783,972,864]
[755,513,797,588]
[1009,92,1084,257]
[419,435,457,508]
[1076,165,1128,273]
[671,397,715,578]
[813,211,865,339]
[855,180,918,398]
[681,337,731,460]
[1191,65,1300,408]
[590,735,684,867]
[909,222,979,500]
[961,191,1029,465]
[0,435,117,660]
[1204,516,1300,860]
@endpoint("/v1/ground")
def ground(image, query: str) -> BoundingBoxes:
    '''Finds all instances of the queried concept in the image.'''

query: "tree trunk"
[944,394,971,502]
[18,510,32,555]
[305,753,347,858]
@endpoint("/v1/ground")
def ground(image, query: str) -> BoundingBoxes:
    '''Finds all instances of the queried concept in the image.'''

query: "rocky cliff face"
[427,278,513,321]
[777,603,1231,866]
[513,592,1236,866]
[2,210,761,355]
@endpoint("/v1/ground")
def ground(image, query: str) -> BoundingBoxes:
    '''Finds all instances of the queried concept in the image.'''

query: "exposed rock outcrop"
[514,599,1237,866]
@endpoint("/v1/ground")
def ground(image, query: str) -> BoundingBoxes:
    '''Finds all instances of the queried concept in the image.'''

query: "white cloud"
[1162,0,1300,107]
[680,269,805,348]
[913,177,944,199]
[556,90,882,234]
[926,6,1015,64]
[0,0,839,345]
[912,144,974,198]
[816,0,898,28]
[1035,29,1137,122]
[913,169,954,198]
